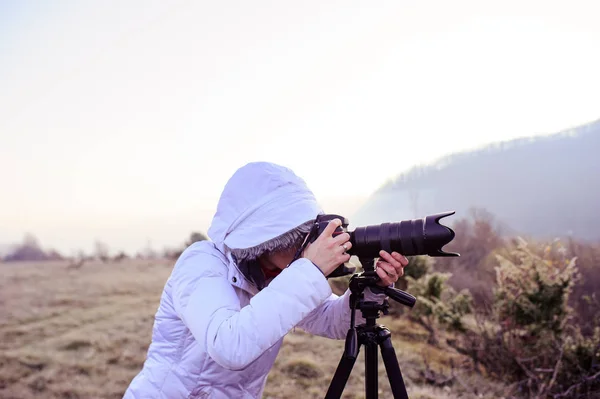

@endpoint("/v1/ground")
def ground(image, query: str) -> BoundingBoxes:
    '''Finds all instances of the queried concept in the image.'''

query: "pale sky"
[1,0,599,255]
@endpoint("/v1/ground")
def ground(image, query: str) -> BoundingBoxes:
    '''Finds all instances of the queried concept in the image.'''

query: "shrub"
[452,238,600,398]
[406,269,472,345]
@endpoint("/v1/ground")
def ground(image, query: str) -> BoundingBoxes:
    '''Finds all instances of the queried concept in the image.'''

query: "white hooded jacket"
[123,162,384,398]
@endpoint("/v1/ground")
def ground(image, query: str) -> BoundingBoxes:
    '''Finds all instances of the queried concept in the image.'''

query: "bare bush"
[565,239,600,336]
[94,240,110,263]
[440,208,505,307]
[450,238,600,398]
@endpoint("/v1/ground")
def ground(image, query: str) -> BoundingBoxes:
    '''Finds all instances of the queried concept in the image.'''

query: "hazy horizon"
[2,1,599,255]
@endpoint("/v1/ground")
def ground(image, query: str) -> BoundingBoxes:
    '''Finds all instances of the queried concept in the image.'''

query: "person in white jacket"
[123,161,407,399]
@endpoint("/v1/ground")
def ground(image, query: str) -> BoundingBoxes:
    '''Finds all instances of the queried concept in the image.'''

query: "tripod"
[325,259,417,399]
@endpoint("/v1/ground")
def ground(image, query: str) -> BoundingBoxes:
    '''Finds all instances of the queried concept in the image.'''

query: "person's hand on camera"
[302,219,352,276]
[375,250,408,287]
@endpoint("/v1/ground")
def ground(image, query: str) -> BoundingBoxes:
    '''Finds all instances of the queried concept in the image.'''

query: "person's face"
[258,246,297,270]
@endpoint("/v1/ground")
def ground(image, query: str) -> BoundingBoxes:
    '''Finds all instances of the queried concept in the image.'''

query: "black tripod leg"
[378,329,409,399]
[325,352,360,399]
[365,340,379,399]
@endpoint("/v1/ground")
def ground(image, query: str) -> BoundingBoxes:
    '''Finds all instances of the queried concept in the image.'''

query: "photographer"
[123,162,407,399]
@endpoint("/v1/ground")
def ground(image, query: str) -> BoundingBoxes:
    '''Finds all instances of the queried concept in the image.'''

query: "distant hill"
[351,118,600,241]
[0,244,11,258]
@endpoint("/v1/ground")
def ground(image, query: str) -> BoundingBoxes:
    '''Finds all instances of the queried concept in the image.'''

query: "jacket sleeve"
[295,287,387,339]
[170,250,332,371]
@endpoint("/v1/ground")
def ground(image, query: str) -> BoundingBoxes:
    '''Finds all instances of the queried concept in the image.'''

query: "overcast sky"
[1,0,599,255]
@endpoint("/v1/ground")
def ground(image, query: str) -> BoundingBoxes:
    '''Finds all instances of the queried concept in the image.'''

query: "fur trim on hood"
[228,220,314,262]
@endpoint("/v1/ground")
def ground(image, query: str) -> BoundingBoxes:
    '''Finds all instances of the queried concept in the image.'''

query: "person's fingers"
[333,232,351,245]
[379,250,402,269]
[336,240,352,253]
[339,251,351,264]
[321,219,342,239]
[377,261,398,279]
[376,265,393,286]
[391,251,409,266]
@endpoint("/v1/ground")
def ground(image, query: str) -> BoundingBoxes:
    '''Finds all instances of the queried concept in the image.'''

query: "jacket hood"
[207,162,323,253]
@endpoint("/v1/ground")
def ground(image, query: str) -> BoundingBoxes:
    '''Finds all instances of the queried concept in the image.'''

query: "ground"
[0,260,508,398]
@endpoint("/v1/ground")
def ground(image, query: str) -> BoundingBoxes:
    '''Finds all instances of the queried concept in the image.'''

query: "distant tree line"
[1,233,64,262]
[1,231,209,263]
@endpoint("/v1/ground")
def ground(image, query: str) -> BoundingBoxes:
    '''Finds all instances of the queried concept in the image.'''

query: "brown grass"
[0,260,508,398]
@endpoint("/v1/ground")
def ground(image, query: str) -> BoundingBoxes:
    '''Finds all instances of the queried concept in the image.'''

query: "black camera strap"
[290,218,321,265]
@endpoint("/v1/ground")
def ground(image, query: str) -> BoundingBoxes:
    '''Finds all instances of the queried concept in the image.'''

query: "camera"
[309,211,459,278]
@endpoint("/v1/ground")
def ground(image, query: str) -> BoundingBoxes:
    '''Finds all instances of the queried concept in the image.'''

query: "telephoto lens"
[313,211,459,278]
[347,211,459,259]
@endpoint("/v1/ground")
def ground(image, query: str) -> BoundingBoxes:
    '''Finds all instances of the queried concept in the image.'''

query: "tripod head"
[349,258,416,308]
[343,258,416,360]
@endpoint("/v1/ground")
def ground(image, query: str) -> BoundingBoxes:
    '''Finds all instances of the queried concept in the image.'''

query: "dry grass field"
[0,260,508,399]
